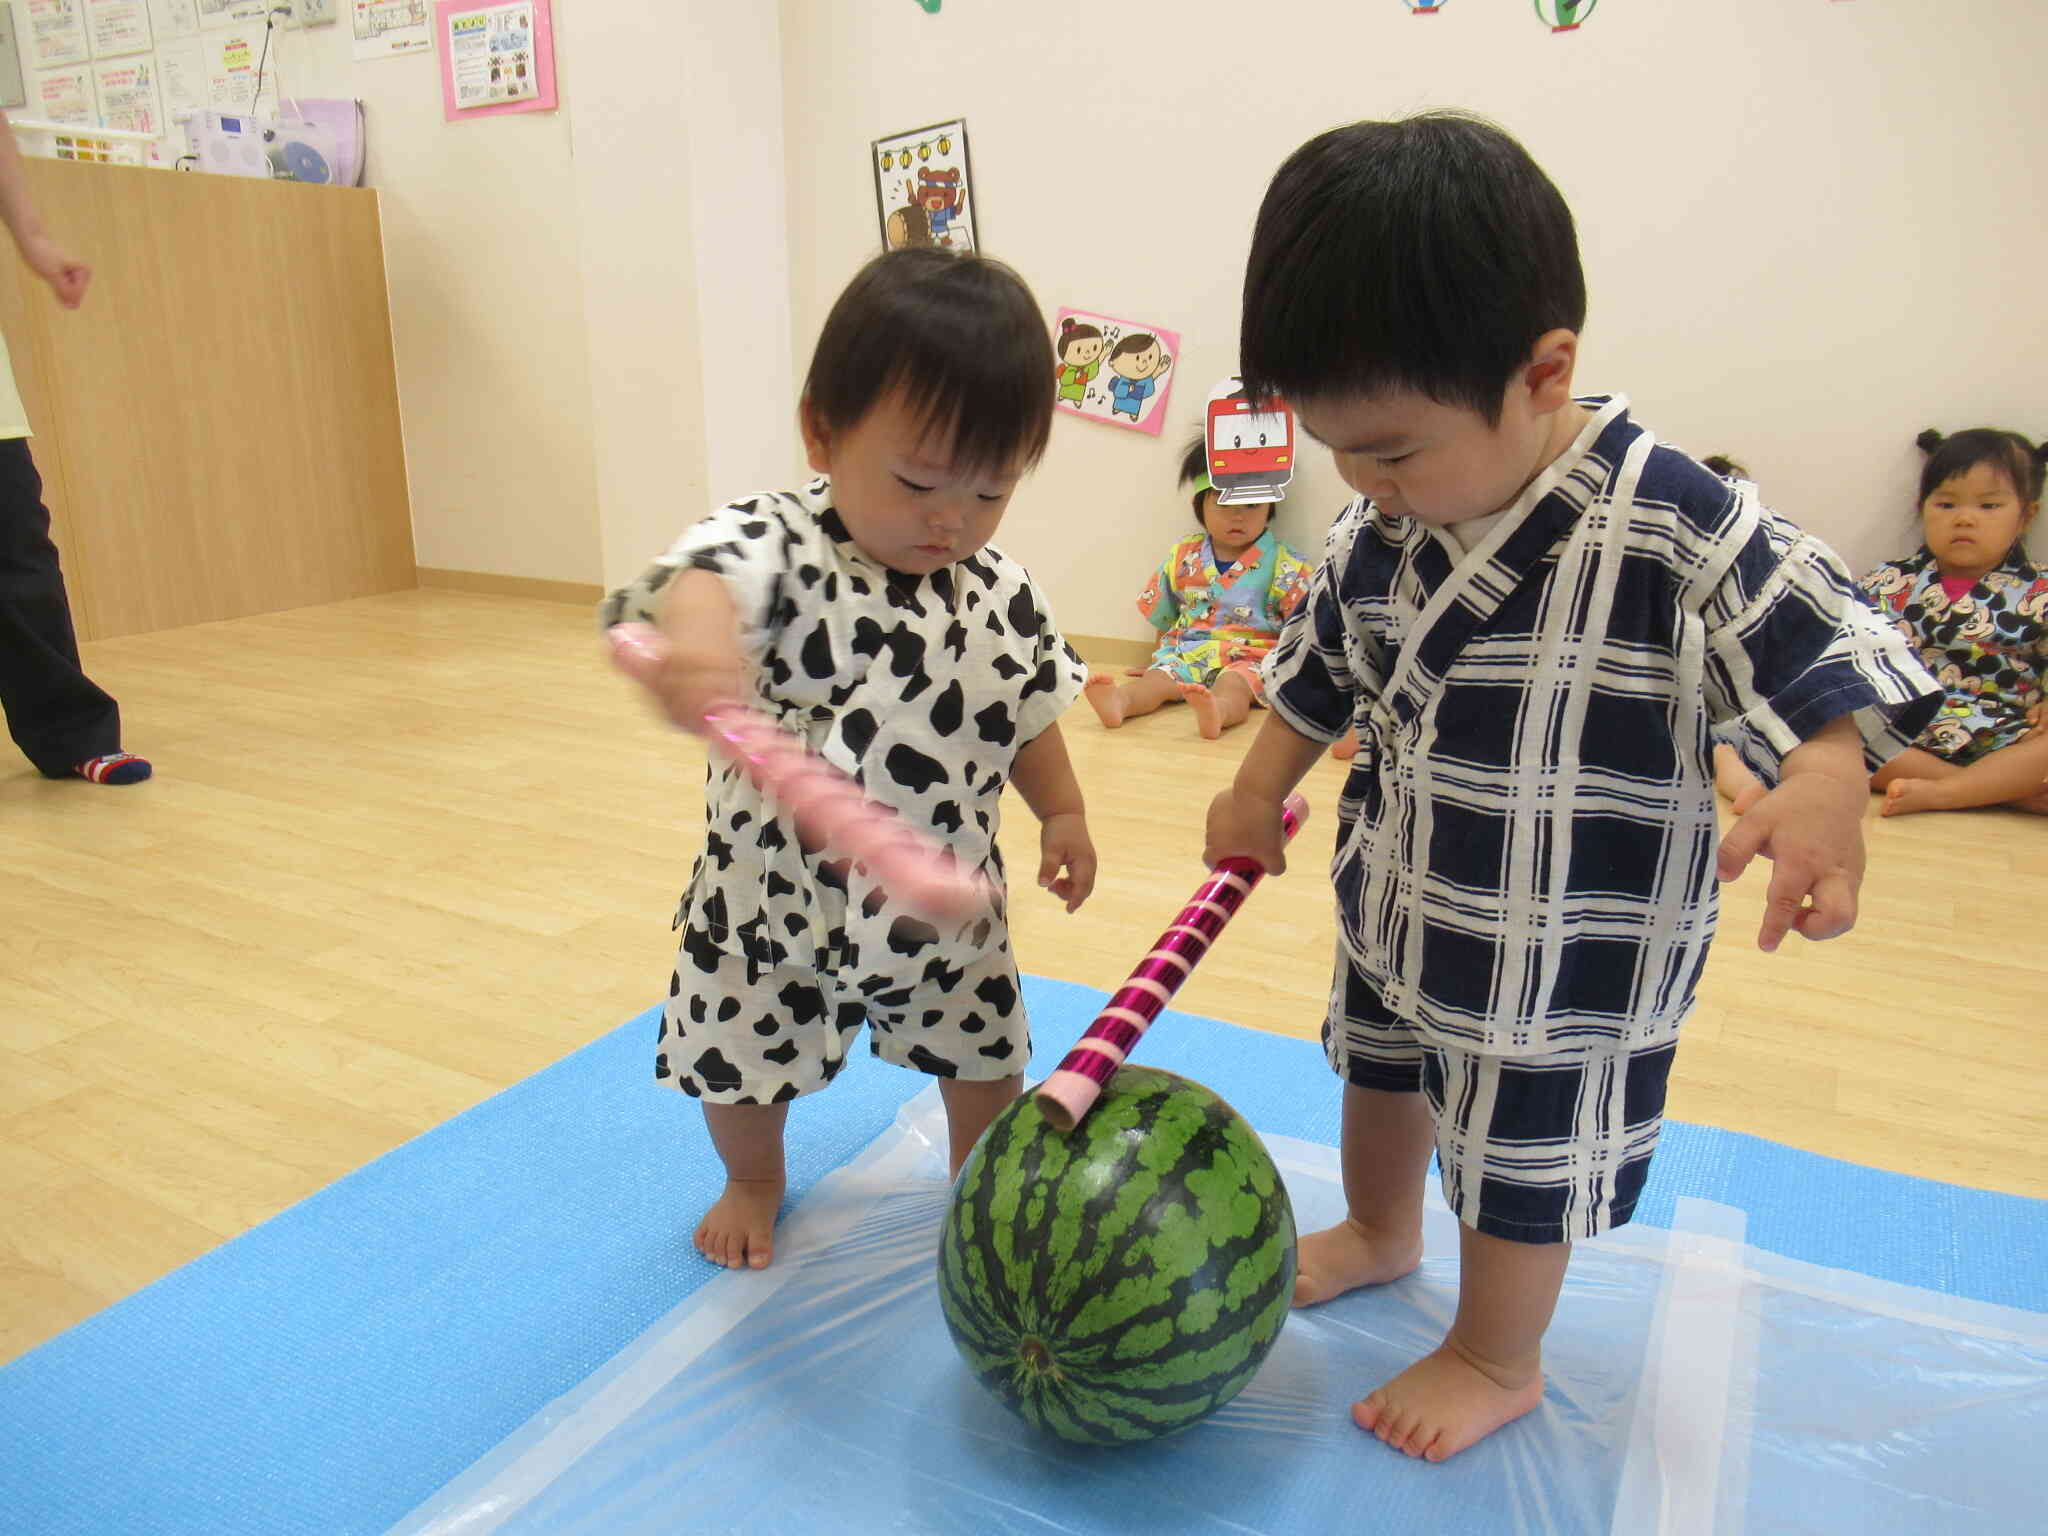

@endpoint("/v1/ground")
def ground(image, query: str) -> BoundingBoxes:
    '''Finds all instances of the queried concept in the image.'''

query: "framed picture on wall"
[871,118,975,253]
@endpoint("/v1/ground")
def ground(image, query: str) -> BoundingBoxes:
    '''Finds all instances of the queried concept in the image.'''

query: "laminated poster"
[197,0,268,27]
[33,63,93,120]
[145,0,200,38]
[1052,308,1179,437]
[156,36,205,118]
[435,0,554,121]
[91,52,162,132]
[26,0,89,69]
[872,118,974,253]
[202,24,276,114]
[84,0,152,57]
[352,0,430,59]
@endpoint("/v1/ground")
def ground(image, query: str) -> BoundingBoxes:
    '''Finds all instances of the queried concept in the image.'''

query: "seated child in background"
[1208,111,1939,1465]
[1717,427,2048,816]
[1860,428,2048,815]
[601,248,1097,1271]
[1085,434,1312,739]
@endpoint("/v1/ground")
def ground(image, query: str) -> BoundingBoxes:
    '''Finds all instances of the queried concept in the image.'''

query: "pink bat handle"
[607,623,989,926]
[1034,793,1308,1133]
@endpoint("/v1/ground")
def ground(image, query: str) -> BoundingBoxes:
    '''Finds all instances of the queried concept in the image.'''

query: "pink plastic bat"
[1034,793,1308,1132]
[607,623,989,926]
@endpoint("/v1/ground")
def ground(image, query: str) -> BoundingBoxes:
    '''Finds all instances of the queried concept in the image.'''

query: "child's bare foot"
[1083,673,1126,729]
[694,1176,784,1269]
[1292,1217,1423,1306]
[1881,777,1948,817]
[1178,681,1222,740]
[1352,1340,1544,1462]
[1330,731,1360,761]
[2018,782,2048,816]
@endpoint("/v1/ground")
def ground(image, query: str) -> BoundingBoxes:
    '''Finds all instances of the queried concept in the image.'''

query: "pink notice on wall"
[436,0,558,123]
[1052,309,1181,438]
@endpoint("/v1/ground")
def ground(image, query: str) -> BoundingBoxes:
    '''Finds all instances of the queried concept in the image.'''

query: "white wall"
[563,0,798,590]
[31,3,2040,614]
[779,0,2047,644]
[20,2,799,591]
[166,9,608,584]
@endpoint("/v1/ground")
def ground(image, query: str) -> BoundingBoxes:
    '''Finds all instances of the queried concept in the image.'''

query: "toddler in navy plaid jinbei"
[1202,110,1942,1466]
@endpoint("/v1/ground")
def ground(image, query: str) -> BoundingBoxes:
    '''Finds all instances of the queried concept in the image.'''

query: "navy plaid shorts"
[1323,951,1677,1244]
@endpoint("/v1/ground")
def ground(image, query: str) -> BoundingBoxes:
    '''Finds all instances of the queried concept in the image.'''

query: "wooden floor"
[4,590,2045,1364]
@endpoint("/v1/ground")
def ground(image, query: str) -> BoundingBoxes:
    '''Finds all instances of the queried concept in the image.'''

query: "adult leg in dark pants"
[0,436,147,783]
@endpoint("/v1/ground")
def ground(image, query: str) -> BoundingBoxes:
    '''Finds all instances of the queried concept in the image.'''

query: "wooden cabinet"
[0,160,413,640]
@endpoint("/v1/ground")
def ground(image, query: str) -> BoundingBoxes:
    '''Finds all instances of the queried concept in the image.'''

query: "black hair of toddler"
[804,248,1054,476]
[1178,432,1212,523]
[1915,427,2047,508]
[1241,111,1586,427]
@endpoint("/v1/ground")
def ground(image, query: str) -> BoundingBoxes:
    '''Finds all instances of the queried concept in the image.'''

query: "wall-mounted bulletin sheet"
[197,0,267,25]
[155,33,204,118]
[83,0,152,57]
[33,61,91,120]
[435,0,553,121]
[353,0,429,59]
[145,0,198,35]
[201,20,276,114]
[27,1,90,68]
[91,51,161,132]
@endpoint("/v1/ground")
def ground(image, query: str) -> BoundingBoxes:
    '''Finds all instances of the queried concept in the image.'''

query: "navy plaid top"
[1264,398,1940,1053]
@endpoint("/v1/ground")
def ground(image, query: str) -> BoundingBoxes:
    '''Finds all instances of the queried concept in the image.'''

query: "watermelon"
[937,1066,1297,1444]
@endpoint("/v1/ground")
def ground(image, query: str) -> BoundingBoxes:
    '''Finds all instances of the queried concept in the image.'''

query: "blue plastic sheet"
[393,1090,2048,1536]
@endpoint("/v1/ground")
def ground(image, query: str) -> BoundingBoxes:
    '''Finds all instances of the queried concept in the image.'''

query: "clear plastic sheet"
[393,1090,2048,1536]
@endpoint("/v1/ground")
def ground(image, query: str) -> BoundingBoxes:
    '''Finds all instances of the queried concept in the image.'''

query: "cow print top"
[603,478,1087,975]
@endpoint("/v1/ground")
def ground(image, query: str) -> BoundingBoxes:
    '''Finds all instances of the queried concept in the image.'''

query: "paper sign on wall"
[353,0,429,58]
[27,1,89,68]
[84,0,153,57]
[434,0,554,121]
[203,24,275,113]
[156,34,204,116]
[33,63,93,120]
[92,53,162,132]
[1053,308,1180,437]
[146,0,200,37]
[872,118,975,253]
[198,0,268,27]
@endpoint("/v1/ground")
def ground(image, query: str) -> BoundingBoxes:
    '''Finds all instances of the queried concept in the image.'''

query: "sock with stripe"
[75,752,152,785]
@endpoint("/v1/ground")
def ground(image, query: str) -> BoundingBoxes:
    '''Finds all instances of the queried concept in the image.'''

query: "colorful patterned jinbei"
[1859,546,2048,764]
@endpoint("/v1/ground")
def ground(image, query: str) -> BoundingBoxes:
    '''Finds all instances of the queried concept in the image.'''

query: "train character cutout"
[1205,379,1297,505]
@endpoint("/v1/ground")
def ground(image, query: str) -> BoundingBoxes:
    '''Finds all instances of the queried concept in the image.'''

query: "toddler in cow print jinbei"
[602,249,1095,1273]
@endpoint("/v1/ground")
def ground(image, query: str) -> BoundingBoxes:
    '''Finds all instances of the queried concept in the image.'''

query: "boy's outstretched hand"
[1714,719,1868,952]
[1204,784,1291,876]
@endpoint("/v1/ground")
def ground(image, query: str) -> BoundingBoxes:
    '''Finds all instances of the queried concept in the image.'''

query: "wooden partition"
[0,160,412,640]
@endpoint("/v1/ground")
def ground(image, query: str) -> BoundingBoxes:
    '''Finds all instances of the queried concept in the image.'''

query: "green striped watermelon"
[937,1066,1296,1444]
